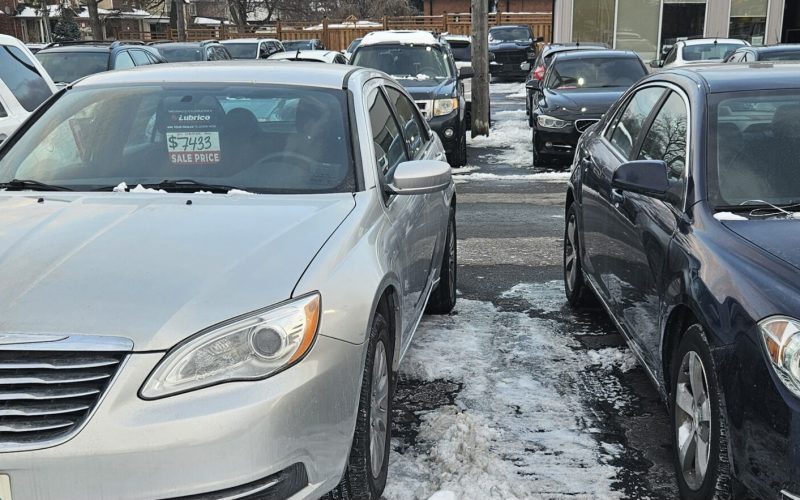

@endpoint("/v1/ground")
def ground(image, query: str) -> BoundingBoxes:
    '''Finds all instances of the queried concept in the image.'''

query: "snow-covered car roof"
[360,30,440,47]
[679,38,748,47]
[267,50,341,64]
[443,34,471,42]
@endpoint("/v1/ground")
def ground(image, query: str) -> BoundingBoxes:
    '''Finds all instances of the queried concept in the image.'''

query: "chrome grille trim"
[0,334,131,452]
[575,119,600,134]
[415,99,433,120]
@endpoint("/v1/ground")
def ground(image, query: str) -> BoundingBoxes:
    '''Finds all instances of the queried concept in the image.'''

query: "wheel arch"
[661,301,718,394]
[369,283,402,372]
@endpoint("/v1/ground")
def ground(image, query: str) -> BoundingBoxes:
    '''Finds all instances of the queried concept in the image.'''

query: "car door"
[384,84,445,337]
[579,86,666,303]
[617,89,689,363]
[365,81,427,343]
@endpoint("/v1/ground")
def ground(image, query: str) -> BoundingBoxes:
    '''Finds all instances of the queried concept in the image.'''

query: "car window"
[742,51,752,62]
[352,45,454,81]
[683,43,743,61]
[368,89,407,179]
[146,51,161,64]
[130,50,151,66]
[545,57,645,89]
[664,47,677,65]
[206,47,216,60]
[607,87,665,159]
[0,84,355,193]
[637,91,688,203]
[114,51,135,70]
[215,47,231,60]
[385,87,428,160]
[0,44,52,112]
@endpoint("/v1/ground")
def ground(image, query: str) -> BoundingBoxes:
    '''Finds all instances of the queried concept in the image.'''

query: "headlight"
[433,98,459,117]
[141,293,320,399]
[759,316,800,396]
[536,114,570,129]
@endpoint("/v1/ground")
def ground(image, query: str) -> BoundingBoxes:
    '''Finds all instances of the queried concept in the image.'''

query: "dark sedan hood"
[724,220,800,272]
[543,88,627,115]
[399,78,456,100]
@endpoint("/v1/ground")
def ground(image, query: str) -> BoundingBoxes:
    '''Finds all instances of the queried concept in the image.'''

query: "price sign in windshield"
[166,108,223,166]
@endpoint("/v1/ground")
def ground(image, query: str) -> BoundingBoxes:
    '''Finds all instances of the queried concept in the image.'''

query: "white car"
[220,38,284,59]
[0,35,56,142]
[652,38,749,69]
[268,50,348,64]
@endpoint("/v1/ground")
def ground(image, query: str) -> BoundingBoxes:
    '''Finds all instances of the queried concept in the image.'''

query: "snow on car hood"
[0,193,355,350]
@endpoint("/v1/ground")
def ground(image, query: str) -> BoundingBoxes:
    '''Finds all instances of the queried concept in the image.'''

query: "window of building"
[730,0,768,45]
[615,0,660,62]
[661,0,707,56]
[571,0,614,48]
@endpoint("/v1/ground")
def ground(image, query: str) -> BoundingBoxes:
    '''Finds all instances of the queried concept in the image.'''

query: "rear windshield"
[157,46,203,62]
[759,50,800,62]
[545,57,645,89]
[0,84,355,193]
[36,51,108,84]
[283,41,311,51]
[448,40,471,61]
[0,44,52,111]
[710,91,800,207]
[489,27,531,43]
[683,43,742,61]
[222,43,257,59]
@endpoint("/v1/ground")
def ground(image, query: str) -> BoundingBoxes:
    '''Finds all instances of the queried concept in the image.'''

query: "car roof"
[680,38,746,46]
[152,42,216,47]
[360,30,440,47]
[220,38,280,44]
[37,43,111,53]
[543,44,609,56]
[551,49,641,60]
[71,61,356,89]
[666,63,800,93]
[444,35,470,42]
[268,50,338,61]
[489,25,528,29]
[747,44,800,53]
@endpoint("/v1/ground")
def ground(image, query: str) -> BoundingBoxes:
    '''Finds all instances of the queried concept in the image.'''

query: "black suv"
[350,31,473,167]
[35,41,165,85]
[488,25,541,81]
[149,41,232,63]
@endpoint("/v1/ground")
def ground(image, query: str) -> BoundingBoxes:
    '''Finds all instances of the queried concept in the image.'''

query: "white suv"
[652,38,748,69]
[0,35,56,142]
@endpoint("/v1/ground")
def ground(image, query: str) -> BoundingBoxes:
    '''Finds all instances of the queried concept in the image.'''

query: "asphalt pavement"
[385,82,679,499]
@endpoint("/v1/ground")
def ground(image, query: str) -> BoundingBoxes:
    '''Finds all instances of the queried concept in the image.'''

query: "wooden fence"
[118,12,553,51]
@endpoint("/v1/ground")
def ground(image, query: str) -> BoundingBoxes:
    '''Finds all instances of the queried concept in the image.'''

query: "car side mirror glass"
[458,65,474,79]
[612,160,669,199]
[387,160,452,195]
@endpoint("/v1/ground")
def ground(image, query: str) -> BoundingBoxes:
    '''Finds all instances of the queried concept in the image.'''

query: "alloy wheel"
[447,220,456,299]
[370,340,389,479]
[675,351,712,490]
[564,213,578,292]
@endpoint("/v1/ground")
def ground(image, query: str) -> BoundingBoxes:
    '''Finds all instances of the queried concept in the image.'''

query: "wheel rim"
[675,351,712,491]
[564,212,578,292]
[370,340,389,479]
[447,220,456,300]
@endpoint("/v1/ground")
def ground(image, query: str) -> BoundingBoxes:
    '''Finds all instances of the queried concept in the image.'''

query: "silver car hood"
[0,193,355,351]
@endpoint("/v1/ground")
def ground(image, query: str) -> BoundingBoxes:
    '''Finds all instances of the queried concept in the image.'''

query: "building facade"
[421,0,553,15]
[554,0,797,62]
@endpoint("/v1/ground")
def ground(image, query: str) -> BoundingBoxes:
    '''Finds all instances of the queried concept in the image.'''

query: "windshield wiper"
[0,179,73,191]
[134,179,241,194]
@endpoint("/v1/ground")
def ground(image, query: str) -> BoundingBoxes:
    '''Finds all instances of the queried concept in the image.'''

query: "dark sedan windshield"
[156,46,203,62]
[489,27,531,43]
[545,57,645,89]
[36,52,108,83]
[352,45,453,80]
[0,84,355,193]
[711,91,800,206]
[222,43,257,59]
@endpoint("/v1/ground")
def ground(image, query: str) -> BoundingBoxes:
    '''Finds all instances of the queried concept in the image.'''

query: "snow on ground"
[467,108,531,169]
[385,281,633,500]
[491,82,527,99]
[453,172,570,182]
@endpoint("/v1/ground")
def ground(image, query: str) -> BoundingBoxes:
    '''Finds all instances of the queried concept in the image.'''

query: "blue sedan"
[564,63,800,499]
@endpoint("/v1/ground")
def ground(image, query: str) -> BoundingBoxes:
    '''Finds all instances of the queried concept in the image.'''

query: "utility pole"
[471,0,490,137]
[174,0,187,42]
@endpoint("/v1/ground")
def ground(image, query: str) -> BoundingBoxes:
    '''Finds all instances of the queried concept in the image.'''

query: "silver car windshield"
[0,84,356,193]
[711,91,800,207]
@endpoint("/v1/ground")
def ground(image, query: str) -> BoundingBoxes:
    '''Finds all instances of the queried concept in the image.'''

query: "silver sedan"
[0,62,456,499]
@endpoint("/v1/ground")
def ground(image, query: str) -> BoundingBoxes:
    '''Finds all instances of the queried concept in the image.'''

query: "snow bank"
[587,347,638,373]
[453,172,570,181]
[386,281,624,499]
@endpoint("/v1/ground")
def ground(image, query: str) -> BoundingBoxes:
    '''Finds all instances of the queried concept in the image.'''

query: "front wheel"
[325,313,392,500]
[563,202,589,306]
[427,210,457,314]
[448,132,468,168]
[670,324,732,500]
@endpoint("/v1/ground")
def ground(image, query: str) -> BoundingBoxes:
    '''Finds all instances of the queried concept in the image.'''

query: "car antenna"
[295,49,301,60]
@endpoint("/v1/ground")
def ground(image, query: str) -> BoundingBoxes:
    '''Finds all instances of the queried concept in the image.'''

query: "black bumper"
[532,123,581,164]
[429,110,464,155]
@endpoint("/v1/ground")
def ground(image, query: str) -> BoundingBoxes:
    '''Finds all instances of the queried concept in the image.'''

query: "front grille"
[575,118,600,134]
[0,350,125,449]
[415,99,433,120]
[493,49,527,64]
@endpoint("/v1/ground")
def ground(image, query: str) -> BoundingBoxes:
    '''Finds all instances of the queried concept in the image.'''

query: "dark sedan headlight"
[759,316,800,395]
[141,293,320,399]
[536,114,570,129]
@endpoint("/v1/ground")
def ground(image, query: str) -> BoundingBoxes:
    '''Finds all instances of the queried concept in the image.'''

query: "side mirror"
[611,160,669,199]
[458,65,474,79]
[649,59,663,69]
[387,160,452,195]
[526,78,541,91]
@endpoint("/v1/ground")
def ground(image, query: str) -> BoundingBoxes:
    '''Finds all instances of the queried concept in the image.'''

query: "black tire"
[448,132,467,168]
[563,202,589,307]
[324,312,393,500]
[670,324,732,500]
[426,209,457,314]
